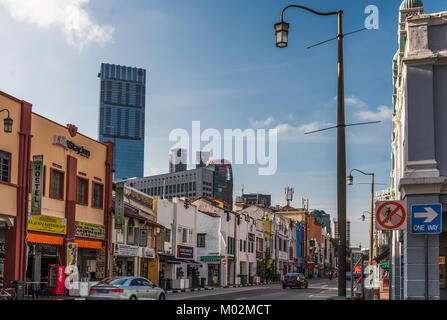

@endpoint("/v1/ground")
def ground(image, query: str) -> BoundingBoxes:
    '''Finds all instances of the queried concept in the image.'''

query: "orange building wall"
[29,113,108,225]
[309,216,322,248]
[0,94,22,217]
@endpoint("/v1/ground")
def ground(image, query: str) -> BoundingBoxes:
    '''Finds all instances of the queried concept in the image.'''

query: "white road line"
[235,297,247,300]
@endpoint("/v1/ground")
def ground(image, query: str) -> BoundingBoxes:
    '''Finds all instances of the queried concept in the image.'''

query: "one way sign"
[411,204,443,234]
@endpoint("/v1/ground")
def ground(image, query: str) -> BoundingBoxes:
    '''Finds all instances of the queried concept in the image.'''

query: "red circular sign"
[376,201,406,230]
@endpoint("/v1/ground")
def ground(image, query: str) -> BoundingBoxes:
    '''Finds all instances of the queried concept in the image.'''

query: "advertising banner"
[66,242,78,268]
[31,155,44,215]
[75,221,105,240]
[115,182,124,230]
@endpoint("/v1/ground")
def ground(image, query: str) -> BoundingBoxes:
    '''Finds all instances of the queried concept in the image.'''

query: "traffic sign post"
[411,204,442,235]
[375,200,407,231]
[410,203,442,300]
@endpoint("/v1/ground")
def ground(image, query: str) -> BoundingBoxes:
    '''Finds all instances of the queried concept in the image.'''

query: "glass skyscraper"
[98,63,146,180]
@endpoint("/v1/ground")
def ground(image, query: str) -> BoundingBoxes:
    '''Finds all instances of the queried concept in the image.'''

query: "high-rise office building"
[98,63,146,180]
[331,218,351,248]
[169,148,187,173]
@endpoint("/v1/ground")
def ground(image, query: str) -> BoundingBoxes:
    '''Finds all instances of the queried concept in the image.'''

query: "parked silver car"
[87,277,166,300]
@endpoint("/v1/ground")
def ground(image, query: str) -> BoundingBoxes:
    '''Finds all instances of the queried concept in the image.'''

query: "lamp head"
[275,21,289,48]
[3,116,12,133]
[347,175,354,185]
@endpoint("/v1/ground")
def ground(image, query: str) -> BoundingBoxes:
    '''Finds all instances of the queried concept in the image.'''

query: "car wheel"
[159,293,166,300]
[130,295,137,300]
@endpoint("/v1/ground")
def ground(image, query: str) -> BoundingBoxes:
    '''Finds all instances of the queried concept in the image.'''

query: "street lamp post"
[347,169,375,266]
[0,108,13,133]
[275,4,347,297]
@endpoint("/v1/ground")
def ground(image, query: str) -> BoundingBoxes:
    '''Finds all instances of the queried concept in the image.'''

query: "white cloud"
[249,116,275,128]
[0,0,114,50]
[344,95,367,108]
[356,105,393,121]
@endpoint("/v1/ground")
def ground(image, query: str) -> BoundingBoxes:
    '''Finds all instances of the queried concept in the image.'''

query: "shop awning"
[75,238,103,249]
[159,254,183,264]
[373,247,390,263]
[185,260,202,265]
[27,233,63,245]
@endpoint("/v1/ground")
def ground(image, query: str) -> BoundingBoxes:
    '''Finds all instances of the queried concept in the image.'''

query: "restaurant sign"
[31,155,44,215]
[114,243,139,257]
[177,245,194,259]
[27,214,67,235]
[75,221,105,240]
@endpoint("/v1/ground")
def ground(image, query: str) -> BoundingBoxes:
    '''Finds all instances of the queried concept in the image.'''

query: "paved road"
[168,278,349,300]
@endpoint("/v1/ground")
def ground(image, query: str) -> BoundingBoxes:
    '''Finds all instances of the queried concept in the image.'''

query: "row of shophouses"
[111,187,338,289]
[0,89,336,293]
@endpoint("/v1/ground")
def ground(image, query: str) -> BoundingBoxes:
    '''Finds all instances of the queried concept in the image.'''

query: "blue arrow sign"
[411,204,442,234]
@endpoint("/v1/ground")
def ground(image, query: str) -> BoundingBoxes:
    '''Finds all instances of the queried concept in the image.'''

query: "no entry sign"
[375,200,407,231]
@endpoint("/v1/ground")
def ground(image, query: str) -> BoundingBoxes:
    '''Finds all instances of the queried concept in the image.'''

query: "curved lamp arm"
[0,108,10,118]
[349,168,374,177]
[280,4,340,21]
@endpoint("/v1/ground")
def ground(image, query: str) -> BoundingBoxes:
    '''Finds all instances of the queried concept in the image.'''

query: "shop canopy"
[27,233,63,245]
[159,254,183,265]
[184,260,202,266]
[373,247,390,263]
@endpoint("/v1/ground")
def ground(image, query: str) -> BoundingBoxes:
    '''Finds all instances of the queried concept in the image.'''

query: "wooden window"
[0,150,11,183]
[77,177,88,205]
[49,169,64,200]
[197,234,206,248]
[92,182,104,209]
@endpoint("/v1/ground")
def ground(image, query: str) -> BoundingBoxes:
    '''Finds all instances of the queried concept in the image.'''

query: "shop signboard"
[177,245,194,259]
[27,214,67,234]
[31,155,44,215]
[279,251,288,261]
[75,221,105,240]
[143,247,155,259]
[200,256,221,263]
[115,182,124,230]
[114,243,139,257]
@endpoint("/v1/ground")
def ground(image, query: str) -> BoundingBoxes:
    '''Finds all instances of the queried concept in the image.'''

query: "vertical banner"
[31,155,44,215]
[67,242,78,267]
[153,196,158,218]
[115,182,124,230]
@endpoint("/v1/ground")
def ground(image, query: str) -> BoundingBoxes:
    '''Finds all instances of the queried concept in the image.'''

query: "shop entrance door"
[208,264,220,286]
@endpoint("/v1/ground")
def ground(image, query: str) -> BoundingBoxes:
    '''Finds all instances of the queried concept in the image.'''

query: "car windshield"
[286,273,298,277]
[97,277,128,286]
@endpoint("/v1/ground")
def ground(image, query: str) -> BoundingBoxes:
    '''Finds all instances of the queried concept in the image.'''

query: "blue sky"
[0,0,445,247]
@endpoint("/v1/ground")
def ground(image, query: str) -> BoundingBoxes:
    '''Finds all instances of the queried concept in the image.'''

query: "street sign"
[375,200,407,231]
[411,204,442,234]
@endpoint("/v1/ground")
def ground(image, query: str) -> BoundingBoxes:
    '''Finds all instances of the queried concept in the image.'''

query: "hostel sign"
[31,155,44,215]
[53,135,91,158]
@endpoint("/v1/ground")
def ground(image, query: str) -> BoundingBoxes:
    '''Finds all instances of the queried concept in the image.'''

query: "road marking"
[235,297,247,300]
[171,287,261,300]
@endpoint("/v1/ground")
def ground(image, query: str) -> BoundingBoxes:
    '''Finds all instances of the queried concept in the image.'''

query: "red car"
[281,273,309,289]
